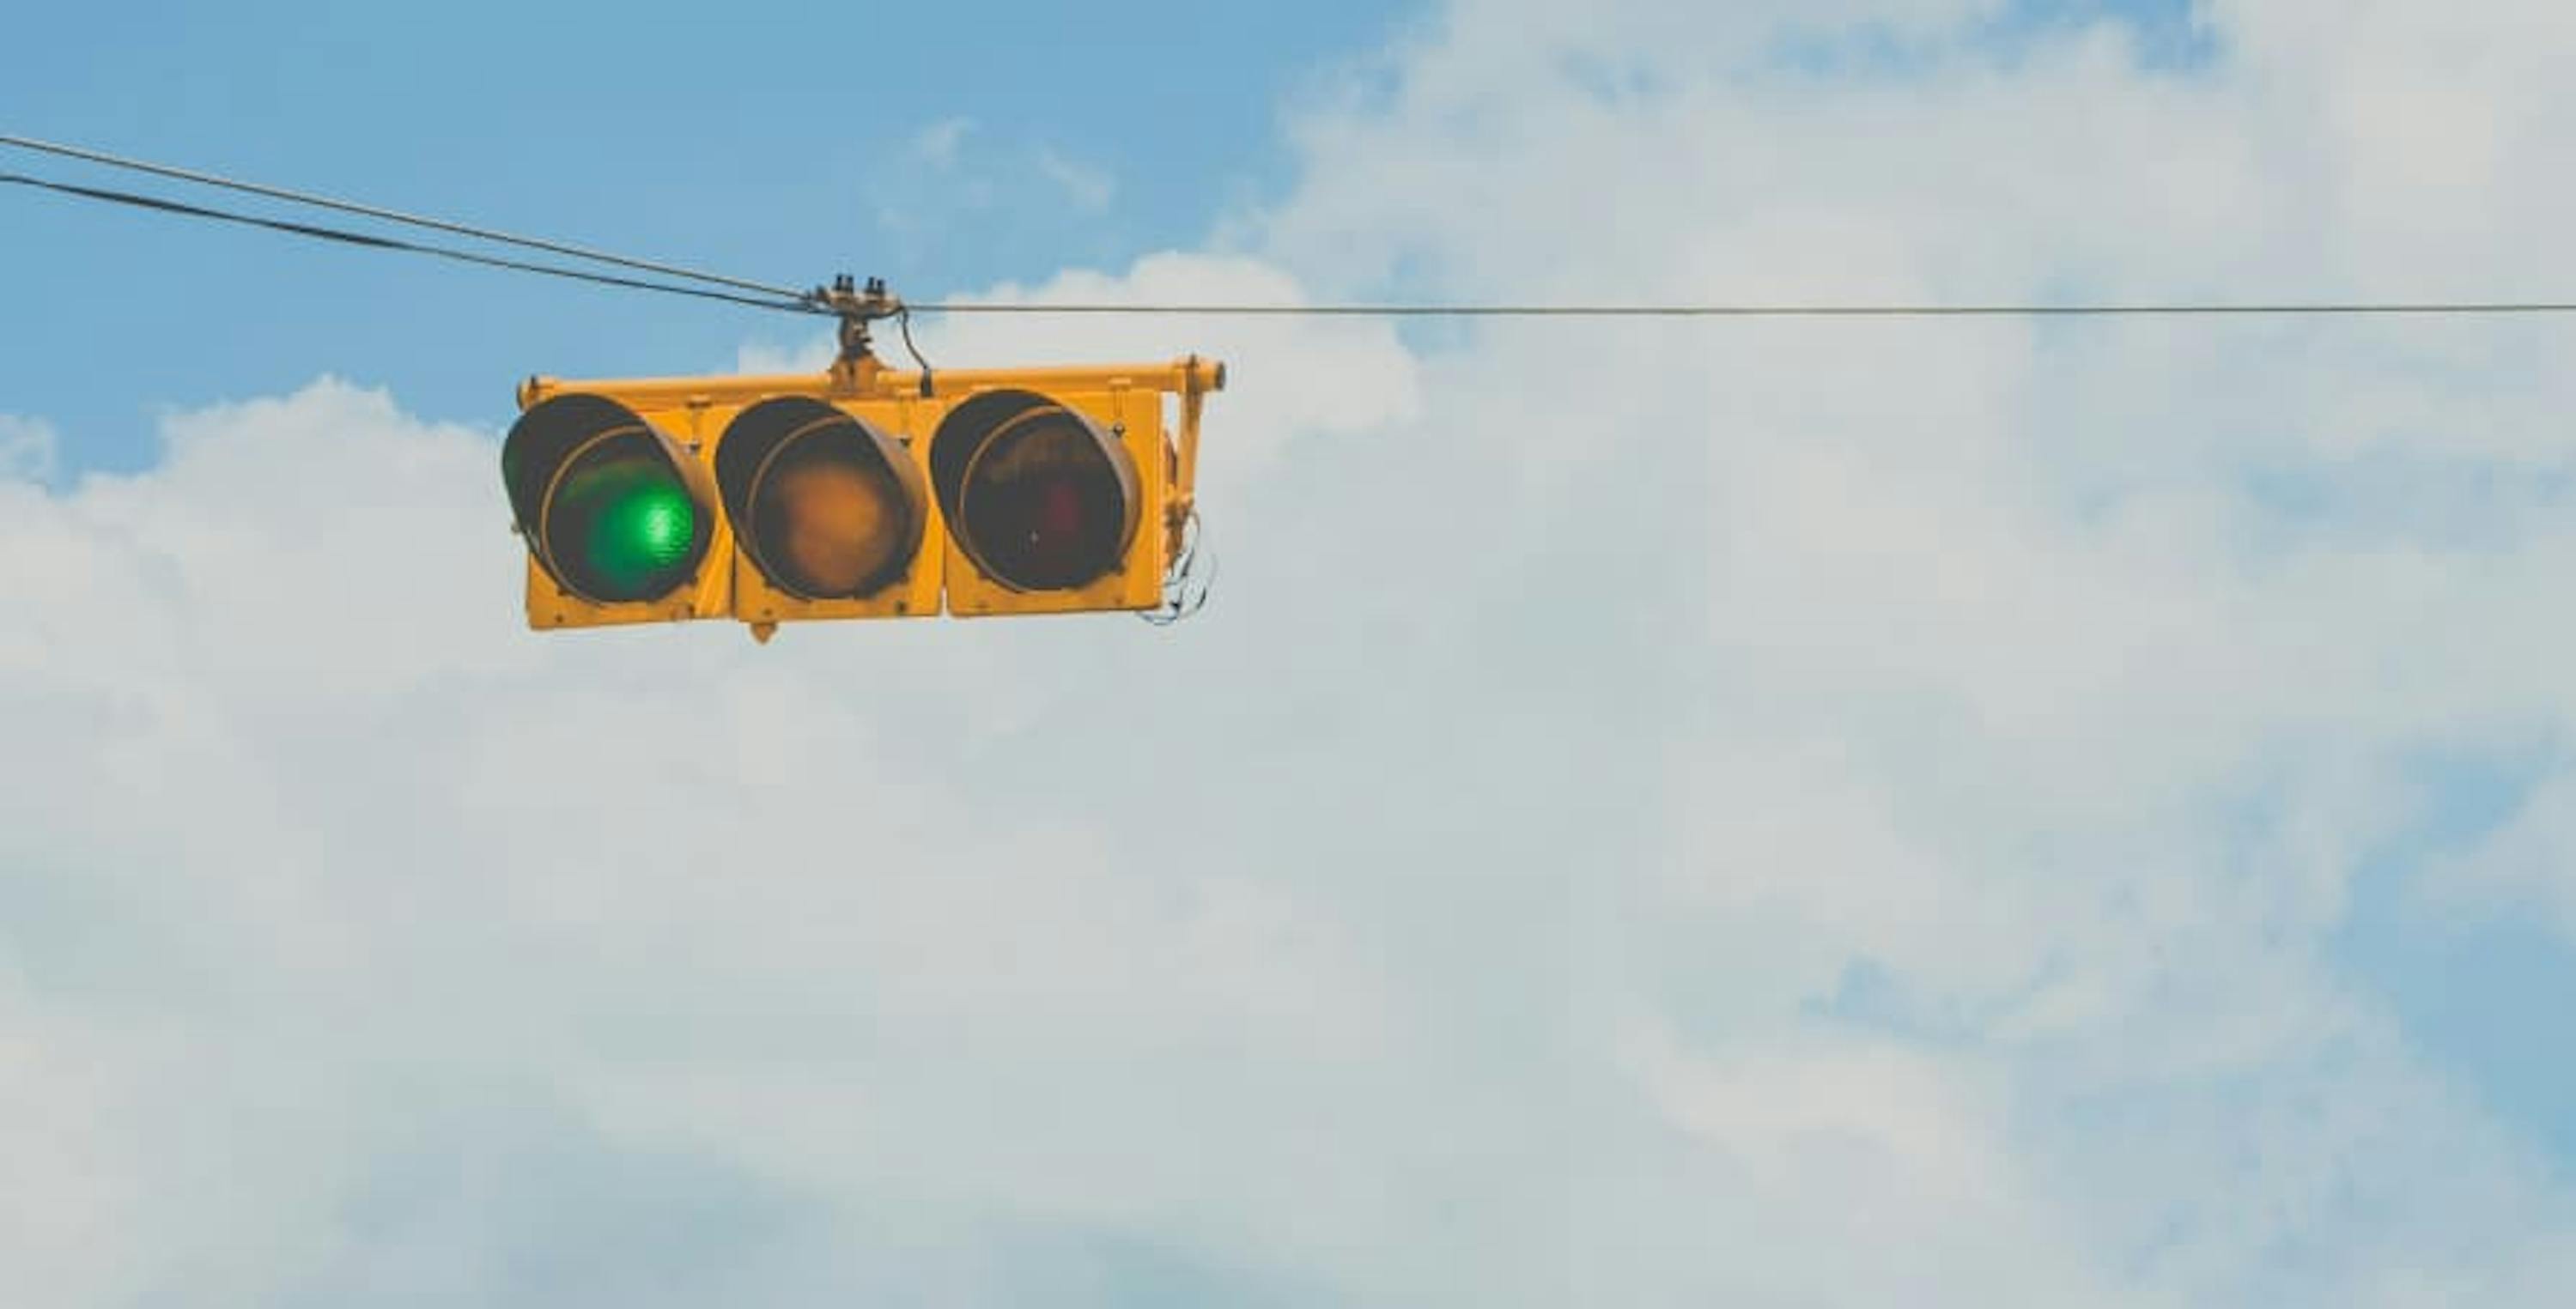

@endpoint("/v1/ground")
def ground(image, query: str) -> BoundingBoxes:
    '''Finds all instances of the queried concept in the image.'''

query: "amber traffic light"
[714,396,939,624]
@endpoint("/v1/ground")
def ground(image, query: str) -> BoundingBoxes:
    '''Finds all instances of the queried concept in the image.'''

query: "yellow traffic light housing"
[714,393,943,628]
[501,391,730,629]
[500,278,1224,636]
[930,385,1166,617]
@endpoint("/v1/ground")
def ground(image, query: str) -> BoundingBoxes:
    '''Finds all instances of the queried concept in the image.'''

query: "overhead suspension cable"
[0,131,811,302]
[0,172,825,315]
[10,132,2576,323]
[910,300,2576,318]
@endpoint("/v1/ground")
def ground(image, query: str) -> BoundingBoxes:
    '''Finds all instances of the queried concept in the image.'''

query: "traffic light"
[931,384,1162,617]
[501,347,1224,637]
[714,393,942,627]
[501,391,728,629]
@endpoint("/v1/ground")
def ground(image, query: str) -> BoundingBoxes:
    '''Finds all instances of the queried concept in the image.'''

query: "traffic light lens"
[752,442,913,598]
[553,444,705,602]
[505,394,714,609]
[717,397,926,603]
[960,415,1130,591]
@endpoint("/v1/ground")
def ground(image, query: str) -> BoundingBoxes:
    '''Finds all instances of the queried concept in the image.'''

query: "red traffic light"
[929,390,1140,593]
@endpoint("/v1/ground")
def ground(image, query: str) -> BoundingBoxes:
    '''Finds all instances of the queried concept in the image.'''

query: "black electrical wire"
[12,133,2576,322]
[0,173,826,316]
[0,131,811,302]
[896,307,936,396]
[908,300,2576,318]
[1141,509,1214,627]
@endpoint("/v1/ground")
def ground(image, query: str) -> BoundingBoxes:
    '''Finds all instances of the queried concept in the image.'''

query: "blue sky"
[1,0,1412,470]
[0,0,2226,470]
[9,1,2576,1304]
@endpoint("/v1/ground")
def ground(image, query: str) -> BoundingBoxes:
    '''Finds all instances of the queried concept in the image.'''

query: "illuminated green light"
[592,478,695,588]
[554,454,702,602]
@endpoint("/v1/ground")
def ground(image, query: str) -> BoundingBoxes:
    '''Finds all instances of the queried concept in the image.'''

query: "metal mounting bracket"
[806,274,908,392]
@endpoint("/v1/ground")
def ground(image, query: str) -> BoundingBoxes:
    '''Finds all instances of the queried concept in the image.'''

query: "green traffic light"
[555,451,702,602]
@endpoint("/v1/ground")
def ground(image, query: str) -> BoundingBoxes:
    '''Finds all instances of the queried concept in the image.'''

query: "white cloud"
[0,413,57,482]
[910,115,974,168]
[2431,766,2576,936]
[12,3,2576,1306]
[1035,148,1117,212]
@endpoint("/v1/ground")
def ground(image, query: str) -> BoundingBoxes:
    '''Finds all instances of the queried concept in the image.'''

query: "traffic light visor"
[930,391,1139,592]
[715,397,927,601]
[503,394,714,604]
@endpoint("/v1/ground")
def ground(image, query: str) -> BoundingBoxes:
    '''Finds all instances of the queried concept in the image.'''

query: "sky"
[8,0,2576,1305]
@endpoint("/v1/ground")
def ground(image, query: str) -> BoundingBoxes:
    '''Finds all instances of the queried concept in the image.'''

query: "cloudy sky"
[9,0,2576,1304]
